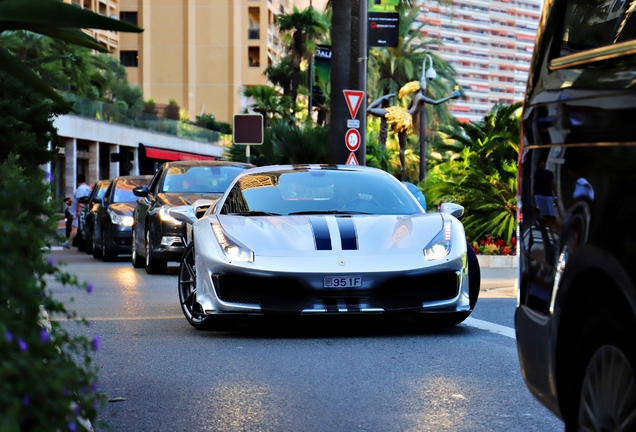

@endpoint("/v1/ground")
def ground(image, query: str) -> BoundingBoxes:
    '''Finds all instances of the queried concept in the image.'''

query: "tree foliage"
[424,103,522,242]
[0,76,104,431]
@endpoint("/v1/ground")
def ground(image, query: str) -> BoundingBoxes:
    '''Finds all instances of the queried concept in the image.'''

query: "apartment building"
[114,0,293,123]
[419,0,542,123]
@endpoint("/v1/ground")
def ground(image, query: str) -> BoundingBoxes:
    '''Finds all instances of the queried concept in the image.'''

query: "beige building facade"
[116,0,292,123]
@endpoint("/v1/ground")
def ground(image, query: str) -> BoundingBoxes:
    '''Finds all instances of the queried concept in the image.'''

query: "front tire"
[566,310,636,431]
[178,244,211,330]
[131,229,145,268]
[467,244,481,309]
[101,227,117,262]
[145,229,167,274]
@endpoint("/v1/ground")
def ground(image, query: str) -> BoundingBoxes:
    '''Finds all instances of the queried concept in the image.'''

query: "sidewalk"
[480,266,518,298]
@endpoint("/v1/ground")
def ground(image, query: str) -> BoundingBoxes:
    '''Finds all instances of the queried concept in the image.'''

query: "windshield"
[161,166,247,194]
[220,169,422,216]
[113,178,150,203]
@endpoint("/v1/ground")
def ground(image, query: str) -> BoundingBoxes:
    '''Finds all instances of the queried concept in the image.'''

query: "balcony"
[61,92,227,144]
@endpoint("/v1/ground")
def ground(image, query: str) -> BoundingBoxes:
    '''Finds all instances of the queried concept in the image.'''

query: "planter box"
[477,255,518,268]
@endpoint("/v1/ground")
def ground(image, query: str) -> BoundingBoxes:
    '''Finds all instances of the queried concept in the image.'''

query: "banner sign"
[368,0,399,47]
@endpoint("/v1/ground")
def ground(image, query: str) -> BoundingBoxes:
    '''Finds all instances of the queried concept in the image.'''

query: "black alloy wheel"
[567,309,636,431]
[178,244,211,330]
[145,229,167,274]
[131,229,145,268]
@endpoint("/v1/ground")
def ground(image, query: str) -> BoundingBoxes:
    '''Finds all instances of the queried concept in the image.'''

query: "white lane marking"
[463,317,516,339]
[52,316,183,322]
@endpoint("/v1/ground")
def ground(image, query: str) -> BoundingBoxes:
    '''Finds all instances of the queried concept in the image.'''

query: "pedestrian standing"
[61,174,91,249]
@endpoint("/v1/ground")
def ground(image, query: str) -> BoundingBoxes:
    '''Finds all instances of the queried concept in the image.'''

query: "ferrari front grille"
[215,275,308,310]
[375,272,459,310]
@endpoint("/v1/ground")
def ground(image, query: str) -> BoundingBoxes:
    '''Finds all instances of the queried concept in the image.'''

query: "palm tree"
[423,103,522,243]
[0,0,142,109]
[264,56,293,97]
[367,7,459,148]
[276,6,328,110]
[243,85,295,127]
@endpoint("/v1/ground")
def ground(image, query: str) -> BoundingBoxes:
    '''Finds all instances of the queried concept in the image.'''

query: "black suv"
[78,179,111,254]
[132,160,253,274]
[516,0,636,429]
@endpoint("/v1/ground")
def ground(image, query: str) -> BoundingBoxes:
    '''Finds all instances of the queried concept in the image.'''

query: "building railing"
[61,92,231,146]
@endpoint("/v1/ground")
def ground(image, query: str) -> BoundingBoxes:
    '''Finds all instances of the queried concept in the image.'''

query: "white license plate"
[323,276,363,288]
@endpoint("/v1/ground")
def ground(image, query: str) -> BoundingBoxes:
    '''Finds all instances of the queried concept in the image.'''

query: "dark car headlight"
[107,208,133,227]
[211,223,254,262]
[424,220,452,261]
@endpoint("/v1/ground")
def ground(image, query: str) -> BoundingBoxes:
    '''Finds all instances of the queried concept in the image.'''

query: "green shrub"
[0,156,104,431]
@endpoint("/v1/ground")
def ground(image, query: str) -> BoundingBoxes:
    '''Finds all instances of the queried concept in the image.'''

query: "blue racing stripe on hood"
[336,217,358,250]
[309,216,332,250]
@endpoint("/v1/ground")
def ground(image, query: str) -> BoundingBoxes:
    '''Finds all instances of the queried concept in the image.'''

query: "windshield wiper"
[287,210,372,215]
[229,211,282,216]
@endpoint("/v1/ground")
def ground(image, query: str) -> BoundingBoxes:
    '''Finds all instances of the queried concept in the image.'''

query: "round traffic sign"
[345,128,361,152]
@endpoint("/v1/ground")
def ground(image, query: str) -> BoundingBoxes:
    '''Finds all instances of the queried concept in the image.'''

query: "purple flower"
[5,331,13,342]
[68,421,77,431]
[22,396,30,406]
[73,404,81,415]
[91,336,100,352]
[63,388,70,396]
[48,258,56,267]
[91,382,98,392]
[86,283,93,294]
[18,339,27,351]
[44,171,54,182]
[3,225,8,232]
[40,329,50,343]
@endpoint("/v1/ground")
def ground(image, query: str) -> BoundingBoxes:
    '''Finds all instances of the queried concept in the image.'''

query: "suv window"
[559,0,636,56]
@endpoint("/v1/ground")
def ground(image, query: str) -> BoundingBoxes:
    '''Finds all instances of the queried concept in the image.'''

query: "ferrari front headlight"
[211,223,254,262]
[108,208,134,227]
[424,220,452,261]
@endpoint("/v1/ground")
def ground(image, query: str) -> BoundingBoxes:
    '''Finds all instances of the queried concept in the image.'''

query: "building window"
[120,11,138,25]
[120,50,138,67]
[248,7,260,40]
[248,47,260,67]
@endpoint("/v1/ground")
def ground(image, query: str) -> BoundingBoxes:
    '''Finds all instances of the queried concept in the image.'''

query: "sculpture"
[367,55,460,181]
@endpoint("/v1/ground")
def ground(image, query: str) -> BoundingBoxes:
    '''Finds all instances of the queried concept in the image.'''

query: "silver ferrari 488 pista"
[170,164,480,330]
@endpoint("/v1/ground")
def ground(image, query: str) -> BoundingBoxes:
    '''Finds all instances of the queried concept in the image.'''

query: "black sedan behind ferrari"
[132,160,253,274]
[91,175,152,261]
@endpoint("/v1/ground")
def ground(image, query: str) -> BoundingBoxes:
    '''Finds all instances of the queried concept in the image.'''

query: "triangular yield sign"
[346,152,359,166]
[343,90,365,119]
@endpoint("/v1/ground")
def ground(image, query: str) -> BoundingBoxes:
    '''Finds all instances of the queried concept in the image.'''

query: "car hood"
[216,213,445,255]
[158,193,223,207]
[108,202,136,215]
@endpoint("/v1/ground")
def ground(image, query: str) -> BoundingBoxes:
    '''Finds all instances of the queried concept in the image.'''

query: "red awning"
[144,146,216,161]
[428,19,441,26]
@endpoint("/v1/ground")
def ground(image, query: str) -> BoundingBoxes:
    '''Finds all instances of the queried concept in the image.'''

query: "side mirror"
[78,196,90,204]
[133,185,149,198]
[439,202,464,219]
[168,205,195,223]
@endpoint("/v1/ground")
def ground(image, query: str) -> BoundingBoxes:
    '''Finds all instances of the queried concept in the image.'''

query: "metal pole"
[358,0,368,165]
[419,107,426,182]
[246,145,250,164]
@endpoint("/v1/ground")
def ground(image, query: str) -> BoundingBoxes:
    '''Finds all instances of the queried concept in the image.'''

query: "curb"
[477,255,518,268]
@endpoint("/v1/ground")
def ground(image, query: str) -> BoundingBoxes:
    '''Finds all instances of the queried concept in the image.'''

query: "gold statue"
[367,58,460,181]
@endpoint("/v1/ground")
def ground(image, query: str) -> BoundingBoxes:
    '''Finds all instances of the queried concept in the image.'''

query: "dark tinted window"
[120,50,138,67]
[560,0,636,56]
[120,11,138,25]
[220,169,421,216]
[113,178,151,203]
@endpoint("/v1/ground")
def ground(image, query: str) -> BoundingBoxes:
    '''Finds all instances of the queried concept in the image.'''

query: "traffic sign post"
[345,129,361,152]
[233,114,264,164]
[343,89,365,166]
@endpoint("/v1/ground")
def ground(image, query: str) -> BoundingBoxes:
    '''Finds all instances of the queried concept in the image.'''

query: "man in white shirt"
[61,174,91,249]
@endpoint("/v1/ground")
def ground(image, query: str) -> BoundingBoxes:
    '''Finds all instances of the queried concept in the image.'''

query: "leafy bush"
[0,157,104,431]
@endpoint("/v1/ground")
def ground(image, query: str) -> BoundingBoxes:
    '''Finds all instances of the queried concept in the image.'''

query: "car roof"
[239,164,384,175]
[160,160,254,169]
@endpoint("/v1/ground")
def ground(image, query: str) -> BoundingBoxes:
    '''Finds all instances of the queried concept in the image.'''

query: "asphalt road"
[47,249,562,432]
